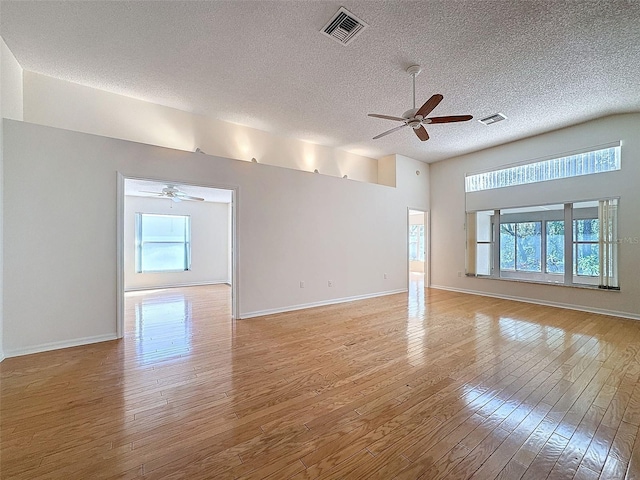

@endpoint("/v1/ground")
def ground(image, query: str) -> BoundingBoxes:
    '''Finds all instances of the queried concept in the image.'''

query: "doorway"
[116,175,238,338]
[408,209,428,289]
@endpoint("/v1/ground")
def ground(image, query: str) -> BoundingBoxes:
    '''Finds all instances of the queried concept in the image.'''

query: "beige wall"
[22,72,378,183]
[1,38,23,121]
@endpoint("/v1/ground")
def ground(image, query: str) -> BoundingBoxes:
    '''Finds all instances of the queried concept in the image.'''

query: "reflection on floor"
[2,283,640,479]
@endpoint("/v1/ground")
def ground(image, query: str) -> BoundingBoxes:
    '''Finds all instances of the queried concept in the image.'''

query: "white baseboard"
[4,333,118,359]
[430,284,640,321]
[125,281,229,292]
[240,289,407,319]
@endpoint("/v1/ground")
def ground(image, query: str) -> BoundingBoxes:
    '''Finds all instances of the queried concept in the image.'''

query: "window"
[466,210,492,276]
[573,218,599,277]
[546,221,565,273]
[466,199,619,289]
[135,213,191,273]
[465,145,620,193]
[500,222,542,272]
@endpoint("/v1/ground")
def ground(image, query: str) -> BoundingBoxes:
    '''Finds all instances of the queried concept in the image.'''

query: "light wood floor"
[2,284,640,479]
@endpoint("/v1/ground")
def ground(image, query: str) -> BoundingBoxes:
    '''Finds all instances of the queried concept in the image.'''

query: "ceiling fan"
[368,65,473,142]
[140,185,204,202]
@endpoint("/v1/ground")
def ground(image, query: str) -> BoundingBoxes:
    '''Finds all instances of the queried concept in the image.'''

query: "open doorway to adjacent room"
[117,176,237,343]
[408,209,428,292]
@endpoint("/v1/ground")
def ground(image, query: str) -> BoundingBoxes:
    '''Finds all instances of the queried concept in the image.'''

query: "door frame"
[116,173,239,338]
[407,208,430,288]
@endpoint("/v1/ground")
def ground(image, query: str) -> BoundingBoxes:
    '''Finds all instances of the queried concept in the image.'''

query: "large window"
[466,200,618,289]
[135,213,191,273]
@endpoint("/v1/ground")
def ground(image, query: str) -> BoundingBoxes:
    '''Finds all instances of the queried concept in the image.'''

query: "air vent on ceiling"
[479,113,507,125]
[321,7,368,46]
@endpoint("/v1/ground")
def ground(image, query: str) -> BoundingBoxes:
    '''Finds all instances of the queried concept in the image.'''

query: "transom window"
[135,213,191,273]
[465,145,620,193]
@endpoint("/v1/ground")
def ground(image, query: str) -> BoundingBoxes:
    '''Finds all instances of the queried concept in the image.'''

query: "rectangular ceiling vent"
[321,7,368,46]
[479,113,507,125]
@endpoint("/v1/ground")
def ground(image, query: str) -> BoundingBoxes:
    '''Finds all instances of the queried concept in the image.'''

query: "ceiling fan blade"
[180,195,205,202]
[139,191,164,196]
[414,126,429,141]
[368,113,407,122]
[416,94,444,118]
[427,115,473,124]
[373,123,409,140]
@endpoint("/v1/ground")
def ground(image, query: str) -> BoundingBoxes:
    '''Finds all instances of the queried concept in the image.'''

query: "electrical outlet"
[384,273,388,279]
[457,271,462,277]
[300,281,305,288]
[328,280,333,287]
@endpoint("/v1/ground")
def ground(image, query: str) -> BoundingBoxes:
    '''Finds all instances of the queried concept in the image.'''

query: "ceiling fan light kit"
[139,185,205,202]
[368,65,473,142]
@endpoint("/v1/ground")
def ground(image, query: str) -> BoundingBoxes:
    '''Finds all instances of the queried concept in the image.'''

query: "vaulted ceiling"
[2,1,639,163]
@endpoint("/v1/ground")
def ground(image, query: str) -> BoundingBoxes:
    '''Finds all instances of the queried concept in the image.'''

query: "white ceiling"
[2,1,639,163]
[125,178,232,203]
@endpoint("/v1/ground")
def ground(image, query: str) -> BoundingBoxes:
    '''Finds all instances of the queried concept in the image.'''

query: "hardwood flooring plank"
[3,285,640,480]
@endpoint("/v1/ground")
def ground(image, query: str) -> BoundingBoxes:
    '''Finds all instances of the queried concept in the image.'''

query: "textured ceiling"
[125,179,232,203]
[2,1,639,163]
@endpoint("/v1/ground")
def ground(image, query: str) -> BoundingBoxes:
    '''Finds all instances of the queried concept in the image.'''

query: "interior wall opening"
[118,177,237,339]
[408,209,428,295]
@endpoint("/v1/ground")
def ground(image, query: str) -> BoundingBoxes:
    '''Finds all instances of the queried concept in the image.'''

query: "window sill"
[467,274,620,292]
[137,270,191,274]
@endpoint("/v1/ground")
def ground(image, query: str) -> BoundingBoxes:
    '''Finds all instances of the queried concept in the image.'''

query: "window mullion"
[564,204,573,285]
[542,221,547,274]
[514,223,519,272]
[492,210,500,278]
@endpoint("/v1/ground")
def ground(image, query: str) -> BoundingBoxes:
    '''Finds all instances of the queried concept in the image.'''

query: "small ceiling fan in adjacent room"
[139,185,204,202]
[368,65,473,142]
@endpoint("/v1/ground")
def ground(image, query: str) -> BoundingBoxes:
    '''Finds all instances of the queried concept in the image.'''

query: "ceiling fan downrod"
[407,65,422,112]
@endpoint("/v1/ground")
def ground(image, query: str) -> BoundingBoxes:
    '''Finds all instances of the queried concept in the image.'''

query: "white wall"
[430,113,640,319]
[0,37,24,361]
[124,196,230,291]
[22,72,378,184]
[3,120,429,356]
